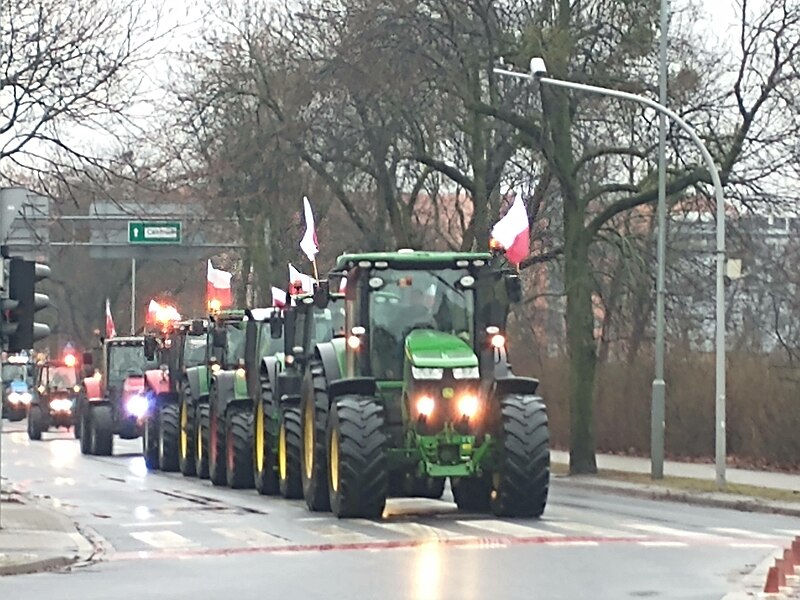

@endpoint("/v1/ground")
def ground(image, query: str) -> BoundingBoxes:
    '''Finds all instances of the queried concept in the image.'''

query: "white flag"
[299,196,319,262]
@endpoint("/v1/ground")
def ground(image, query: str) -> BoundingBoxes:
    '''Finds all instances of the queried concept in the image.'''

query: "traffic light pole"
[130,258,136,335]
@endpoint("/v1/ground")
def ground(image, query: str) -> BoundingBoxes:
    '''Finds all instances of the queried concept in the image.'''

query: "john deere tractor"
[254,295,345,499]
[299,250,549,519]
[142,319,207,472]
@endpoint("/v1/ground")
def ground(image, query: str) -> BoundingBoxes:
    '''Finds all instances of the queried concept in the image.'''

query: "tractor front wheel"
[208,402,227,486]
[27,405,44,441]
[226,407,253,489]
[89,405,114,456]
[79,404,92,455]
[326,395,388,519]
[278,406,303,499]
[178,392,196,476]
[253,398,279,495]
[490,394,550,518]
[143,415,159,470]
[299,362,331,512]
[158,403,180,472]
[194,404,210,479]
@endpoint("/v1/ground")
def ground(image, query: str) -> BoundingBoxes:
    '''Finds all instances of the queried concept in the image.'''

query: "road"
[1,421,797,600]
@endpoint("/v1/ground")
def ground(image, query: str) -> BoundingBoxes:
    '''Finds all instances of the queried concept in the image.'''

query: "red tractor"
[28,351,82,440]
[78,336,154,456]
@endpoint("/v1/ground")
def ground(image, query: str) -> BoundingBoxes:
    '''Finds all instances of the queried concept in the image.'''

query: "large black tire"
[89,405,114,456]
[73,413,81,439]
[178,390,196,476]
[452,476,492,512]
[300,358,331,512]
[79,404,92,455]
[143,416,159,470]
[253,375,279,495]
[208,394,227,486]
[159,403,180,472]
[27,405,44,441]
[278,406,303,499]
[490,394,550,518]
[194,404,210,479]
[226,407,254,489]
[327,396,388,519]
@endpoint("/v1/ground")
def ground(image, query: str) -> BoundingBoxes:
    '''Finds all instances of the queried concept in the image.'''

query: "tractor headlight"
[416,395,435,418]
[14,392,33,405]
[73,385,81,393]
[125,394,149,418]
[452,366,479,380]
[8,392,21,404]
[457,394,479,419]
[51,398,73,413]
[411,366,443,380]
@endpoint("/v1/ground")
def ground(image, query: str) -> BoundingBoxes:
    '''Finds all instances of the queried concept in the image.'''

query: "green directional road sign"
[128,221,182,244]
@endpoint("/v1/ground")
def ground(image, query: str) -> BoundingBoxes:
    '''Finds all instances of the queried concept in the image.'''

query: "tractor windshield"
[107,345,146,383]
[257,323,283,358]
[183,336,206,367]
[312,301,346,344]
[225,321,246,364]
[47,366,77,388]
[2,364,27,383]
[369,269,474,379]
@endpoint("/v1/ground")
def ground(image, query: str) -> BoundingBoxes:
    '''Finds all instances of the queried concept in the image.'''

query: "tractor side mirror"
[190,319,204,335]
[143,335,158,361]
[282,310,296,354]
[270,311,283,339]
[505,274,523,304]
[212,327,227,349]
[313,280,330,309]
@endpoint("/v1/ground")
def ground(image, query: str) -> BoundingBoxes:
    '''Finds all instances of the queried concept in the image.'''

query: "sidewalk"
[551,450,800,515]
[0,492,94,576]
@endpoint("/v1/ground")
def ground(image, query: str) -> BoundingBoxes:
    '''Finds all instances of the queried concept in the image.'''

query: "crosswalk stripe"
[729,542,780,549]
[625,524,719,539]
[212,527,284,546]
[302,522,374,542]
[365,521,467,540]
[130,531,196,549]
[637,541,688,547]
[775,529,800,537]
[456,519,565,538]
[708,527,779,539]
[121,521,183,528]
[544,540,600,547]
[549,521,642,538]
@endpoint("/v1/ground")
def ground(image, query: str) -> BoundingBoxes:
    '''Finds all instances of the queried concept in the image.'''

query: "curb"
[0,555,75,577]
[553,475,800,518]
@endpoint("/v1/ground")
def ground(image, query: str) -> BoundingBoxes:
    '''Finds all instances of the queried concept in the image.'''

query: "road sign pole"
[130,258,136,335]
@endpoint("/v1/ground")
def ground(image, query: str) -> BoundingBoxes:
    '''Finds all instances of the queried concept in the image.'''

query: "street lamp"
[494,58,728,489]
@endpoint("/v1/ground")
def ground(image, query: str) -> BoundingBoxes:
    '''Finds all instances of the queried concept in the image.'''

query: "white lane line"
[366,521,467,540]
[775,529,800,537]
[121,521,183,528]
[457,519,565,538]
[626,524,719,539]
[129,531,196,549]
[212,527,284,546]
[545,540,600,547]
[638,541,689,547]
[549,521,644,538]
[302,522,373,542]
[728,542,780,549]
[709,527,780,540]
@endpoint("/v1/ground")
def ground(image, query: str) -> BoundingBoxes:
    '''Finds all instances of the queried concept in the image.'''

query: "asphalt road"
[2,421,797,600]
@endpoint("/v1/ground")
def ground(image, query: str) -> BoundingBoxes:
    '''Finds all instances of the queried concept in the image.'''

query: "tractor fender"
[185,366,208,403]
[276,371,302,406]
[315,341,342,387]
[82,377,105,402]
[212,370,249,414]
[144,369,171,398]
[123,375,145,396]
[493,376,540,398]
[259,356,281,394]
[328,377,377,400]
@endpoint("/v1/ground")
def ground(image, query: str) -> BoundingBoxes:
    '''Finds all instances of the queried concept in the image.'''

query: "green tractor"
[299,250,549,519]
[256,294,346,499]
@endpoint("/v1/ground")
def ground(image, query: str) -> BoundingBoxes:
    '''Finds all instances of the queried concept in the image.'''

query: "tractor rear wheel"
[79,404,92,455]
[178,392,196,476]
[300,359,331,512]
[278,406,303,499]
[452,476,492,512]
[226,407,253,489]
[194,404,210,479]
[253,381,279,495]
[326,395,388,519]
[143,416,159,470]
[90,405,114,456]
[208,401,227,486]
[158,403,180,472]
[490,394,549,518]
[27,405,44,441]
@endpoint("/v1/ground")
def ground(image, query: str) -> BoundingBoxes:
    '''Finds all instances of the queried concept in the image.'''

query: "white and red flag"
[105,299,116,338]
[271,287,287,308]
[288,263,315,295]
[299,196,319,263]
[207,260,233,309]
[490,194,530,265]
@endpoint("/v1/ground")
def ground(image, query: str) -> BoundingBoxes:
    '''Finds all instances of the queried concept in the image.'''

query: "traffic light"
[5,258,51,352]
[1,259,19,346]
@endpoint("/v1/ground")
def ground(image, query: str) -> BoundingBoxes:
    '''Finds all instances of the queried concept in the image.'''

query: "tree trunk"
[564,225,598,474]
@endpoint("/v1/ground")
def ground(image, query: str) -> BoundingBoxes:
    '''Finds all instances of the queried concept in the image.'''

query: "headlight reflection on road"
[413,542,443,600]
[49,439,80,470]
[129,456,148,478]
[134,505,152,521]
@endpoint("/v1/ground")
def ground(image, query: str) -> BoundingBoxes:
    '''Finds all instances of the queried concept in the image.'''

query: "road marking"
[212,527,284,546]
[637,541,689,547]
[365,521,467,540]
[130,531,196,548]
[728,542,780,549]
[709,527,779,540]
[457,519,565,538]
[544,540,600,547]
[550,521,642,538]
[121,521,183,528]
[775,529,800,537]
[302,522,373,542]
[626,524,719,539]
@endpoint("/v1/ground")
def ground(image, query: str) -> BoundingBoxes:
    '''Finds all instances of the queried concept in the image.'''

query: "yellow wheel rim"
[256,402,265,473]
[329,428,339,493]
[304,403,314,480]
[180,402,188,459]
[278,421,287,481]
[196,421,203,460]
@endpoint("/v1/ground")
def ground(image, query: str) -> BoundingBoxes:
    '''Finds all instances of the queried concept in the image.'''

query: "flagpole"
[311,259,319,282]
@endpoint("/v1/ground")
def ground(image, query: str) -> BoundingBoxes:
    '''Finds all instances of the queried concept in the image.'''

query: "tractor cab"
[1,353,34,421]
[209,310,247,371]
[28,353,82,439]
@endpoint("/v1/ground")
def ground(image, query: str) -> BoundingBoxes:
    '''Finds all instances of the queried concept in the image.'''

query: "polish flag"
[339,277,347,293]
[288,263,315,295]
[490,194,530,265]
[271,287,287,308]
[299,196,319,262]
[207,260,233,308]
[105,299,116,338]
